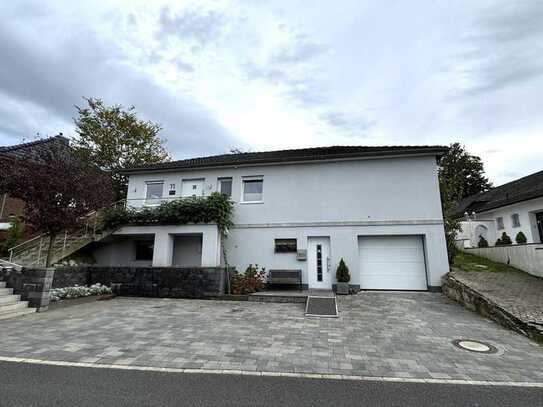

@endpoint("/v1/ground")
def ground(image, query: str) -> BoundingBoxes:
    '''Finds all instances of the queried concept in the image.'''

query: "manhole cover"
[452,339,498,354]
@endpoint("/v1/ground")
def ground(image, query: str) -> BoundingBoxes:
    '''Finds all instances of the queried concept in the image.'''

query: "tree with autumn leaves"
[0,142,114,266]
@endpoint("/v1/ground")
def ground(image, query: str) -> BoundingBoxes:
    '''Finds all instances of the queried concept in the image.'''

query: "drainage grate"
[452,339,498,354]
[305,296,338,318]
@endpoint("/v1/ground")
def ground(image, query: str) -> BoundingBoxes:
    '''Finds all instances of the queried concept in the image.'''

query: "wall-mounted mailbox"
[296,249,307,261]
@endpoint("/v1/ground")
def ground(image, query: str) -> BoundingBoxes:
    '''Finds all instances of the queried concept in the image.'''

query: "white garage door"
[358,236,427,290]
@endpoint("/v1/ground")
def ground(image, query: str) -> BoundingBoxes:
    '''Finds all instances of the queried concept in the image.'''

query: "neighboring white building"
[455,170,543,248]
[90,146,450,291]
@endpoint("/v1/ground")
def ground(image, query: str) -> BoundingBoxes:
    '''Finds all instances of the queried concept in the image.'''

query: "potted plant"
[335,258,350,295]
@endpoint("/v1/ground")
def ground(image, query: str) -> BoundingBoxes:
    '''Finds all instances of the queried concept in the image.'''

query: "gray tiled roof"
[122,145,448,173]
[0,136,70,160]
[453,169,543,218]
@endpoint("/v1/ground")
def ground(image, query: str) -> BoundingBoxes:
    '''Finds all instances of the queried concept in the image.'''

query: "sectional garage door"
[358,236,427,290]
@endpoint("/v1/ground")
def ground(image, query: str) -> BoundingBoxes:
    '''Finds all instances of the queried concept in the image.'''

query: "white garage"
[358,235,428,290]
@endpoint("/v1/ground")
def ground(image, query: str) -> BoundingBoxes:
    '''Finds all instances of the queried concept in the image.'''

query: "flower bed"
[49,283,112,302]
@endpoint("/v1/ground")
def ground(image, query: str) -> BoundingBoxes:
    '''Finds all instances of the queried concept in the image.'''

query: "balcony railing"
[124,195,226,209]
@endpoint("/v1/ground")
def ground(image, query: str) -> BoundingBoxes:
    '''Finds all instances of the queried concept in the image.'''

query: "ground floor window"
[274,238,297,253]
[135,240,154,261]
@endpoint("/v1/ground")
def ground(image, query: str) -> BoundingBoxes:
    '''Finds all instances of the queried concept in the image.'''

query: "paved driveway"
[1,293,542,382]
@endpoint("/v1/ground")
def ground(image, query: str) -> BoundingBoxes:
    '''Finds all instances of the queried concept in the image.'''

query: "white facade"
[96,153,449,290]
[458,196,543,247]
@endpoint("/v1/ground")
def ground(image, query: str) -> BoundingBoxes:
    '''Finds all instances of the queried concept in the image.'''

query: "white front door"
[181,179,205,197]
[308,237,331,289]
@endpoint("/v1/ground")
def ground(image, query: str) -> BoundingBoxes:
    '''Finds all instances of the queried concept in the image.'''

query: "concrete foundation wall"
[464,244,543,278]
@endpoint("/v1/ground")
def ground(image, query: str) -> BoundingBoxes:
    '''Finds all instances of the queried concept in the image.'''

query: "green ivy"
[103,192,234,234]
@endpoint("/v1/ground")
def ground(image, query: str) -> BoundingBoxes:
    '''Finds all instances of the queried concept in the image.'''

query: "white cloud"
[0,0,542,186]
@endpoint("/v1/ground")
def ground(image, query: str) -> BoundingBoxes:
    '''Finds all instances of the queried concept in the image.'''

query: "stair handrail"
[8,233,46,262]
[0,258,23,271]
[7,199,127,265]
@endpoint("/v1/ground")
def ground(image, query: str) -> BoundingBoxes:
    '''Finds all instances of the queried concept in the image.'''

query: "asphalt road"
[1,362,542,407]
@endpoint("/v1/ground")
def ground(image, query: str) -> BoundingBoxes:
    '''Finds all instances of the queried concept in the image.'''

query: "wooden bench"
[268,269,302,290]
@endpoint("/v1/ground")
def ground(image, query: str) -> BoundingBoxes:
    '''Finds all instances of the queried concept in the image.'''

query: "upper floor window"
[181,179,205,197]
[218,177,233,197]
[496,217,504,230]
[511,213,521,228]
[145,181,163,205]
[242,177,263,203]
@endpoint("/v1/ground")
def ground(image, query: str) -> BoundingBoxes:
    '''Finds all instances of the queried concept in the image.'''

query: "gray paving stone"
[0,293,542,382]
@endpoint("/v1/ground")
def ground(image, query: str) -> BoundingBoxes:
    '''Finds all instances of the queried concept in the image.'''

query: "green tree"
[72,97,170,198]
[439,143,492,204]
[439,143,493,262]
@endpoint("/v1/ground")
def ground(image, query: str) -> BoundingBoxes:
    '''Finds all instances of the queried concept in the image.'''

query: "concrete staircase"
[8,230,111,267]
[6,204,118,267]
[0,281,35,320]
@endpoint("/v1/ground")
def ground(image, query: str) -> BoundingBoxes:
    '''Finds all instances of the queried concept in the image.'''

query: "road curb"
[1,356,542,387]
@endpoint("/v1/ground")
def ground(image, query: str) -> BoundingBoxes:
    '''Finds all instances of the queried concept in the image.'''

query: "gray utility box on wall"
[296,249,307,261]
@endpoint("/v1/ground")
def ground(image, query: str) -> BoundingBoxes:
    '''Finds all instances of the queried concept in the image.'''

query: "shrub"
[231,264,266,295]
[477,236,489,248]
[495,238,502,246]
[336,258,350,283]
[103,192,233,234]
[49,283,112,302]
[515,231,527,244]
[500,231,512,245]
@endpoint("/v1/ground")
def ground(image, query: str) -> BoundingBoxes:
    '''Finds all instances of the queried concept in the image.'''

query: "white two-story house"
[90,146,450,291]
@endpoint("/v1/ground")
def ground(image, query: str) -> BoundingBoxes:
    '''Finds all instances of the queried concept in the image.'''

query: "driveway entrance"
[0,293,542,382]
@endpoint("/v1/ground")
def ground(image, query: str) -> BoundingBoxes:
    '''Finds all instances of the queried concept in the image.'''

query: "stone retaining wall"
[0,267,54,311]
[53,266,234,298]
[442,272,543,343]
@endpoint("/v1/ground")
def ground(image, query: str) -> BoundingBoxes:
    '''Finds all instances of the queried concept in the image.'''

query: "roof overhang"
[121,147,449,175]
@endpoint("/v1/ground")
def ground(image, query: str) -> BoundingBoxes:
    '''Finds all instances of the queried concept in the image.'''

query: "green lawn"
[453,251,522,273]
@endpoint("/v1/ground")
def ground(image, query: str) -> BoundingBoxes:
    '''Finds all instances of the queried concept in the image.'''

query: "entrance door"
[537,212,543,243]
[308,237,331,289]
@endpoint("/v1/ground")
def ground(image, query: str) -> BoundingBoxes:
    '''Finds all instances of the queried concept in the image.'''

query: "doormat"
[305,296,338,318]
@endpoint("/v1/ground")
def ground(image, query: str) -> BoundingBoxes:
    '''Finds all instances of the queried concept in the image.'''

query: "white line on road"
[0,356,542,388]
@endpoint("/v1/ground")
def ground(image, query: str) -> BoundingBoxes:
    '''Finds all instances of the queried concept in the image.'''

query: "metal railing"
[0,258,22,271]
[7,201,122,266]
[123,195,210,209]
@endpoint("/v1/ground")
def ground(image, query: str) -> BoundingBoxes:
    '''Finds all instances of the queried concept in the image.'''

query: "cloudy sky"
[0,0,542,185]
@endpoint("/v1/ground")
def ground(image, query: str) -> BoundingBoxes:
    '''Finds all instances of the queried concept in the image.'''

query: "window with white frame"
[496,216,504,230]
[218,177,233,197]
[511,213,521,228]
[242,177,263,202]
[145,181,163,205]
[181,179,205,197]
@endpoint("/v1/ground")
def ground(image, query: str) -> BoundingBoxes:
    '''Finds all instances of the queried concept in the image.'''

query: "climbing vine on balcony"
[103,192,234,234]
